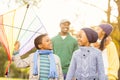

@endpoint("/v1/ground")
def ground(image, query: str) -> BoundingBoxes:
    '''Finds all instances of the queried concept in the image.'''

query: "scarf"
[33,50,58,78]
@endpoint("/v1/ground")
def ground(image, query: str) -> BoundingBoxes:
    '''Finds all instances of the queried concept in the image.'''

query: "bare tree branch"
[80,0,117,18]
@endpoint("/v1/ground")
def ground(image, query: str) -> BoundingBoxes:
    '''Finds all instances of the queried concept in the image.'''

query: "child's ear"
[38,44,42,49]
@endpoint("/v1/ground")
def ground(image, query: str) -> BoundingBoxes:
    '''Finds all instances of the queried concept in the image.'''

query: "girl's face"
[76,30,89,46]
[39,35,52,50]
[95,27,105,39]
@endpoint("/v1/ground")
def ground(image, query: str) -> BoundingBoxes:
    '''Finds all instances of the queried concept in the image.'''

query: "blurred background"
[0,0,120,79]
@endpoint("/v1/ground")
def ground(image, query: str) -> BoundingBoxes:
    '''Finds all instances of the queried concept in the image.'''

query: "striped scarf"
[33,50,58,79]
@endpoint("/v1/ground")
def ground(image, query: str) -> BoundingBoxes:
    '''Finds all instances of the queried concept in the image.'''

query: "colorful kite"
[0,4,47,76]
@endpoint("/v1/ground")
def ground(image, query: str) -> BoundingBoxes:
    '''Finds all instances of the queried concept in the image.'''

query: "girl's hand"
[14,41,20,51]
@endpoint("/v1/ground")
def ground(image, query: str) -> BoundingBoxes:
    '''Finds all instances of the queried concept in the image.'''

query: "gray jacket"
[13,53,63,80]
[66,47,106,80]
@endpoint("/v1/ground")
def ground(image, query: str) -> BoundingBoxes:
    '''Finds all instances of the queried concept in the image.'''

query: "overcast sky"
[0,0,118,38]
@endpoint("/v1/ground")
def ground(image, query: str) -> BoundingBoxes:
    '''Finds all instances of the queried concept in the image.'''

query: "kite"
[0,4,47,76]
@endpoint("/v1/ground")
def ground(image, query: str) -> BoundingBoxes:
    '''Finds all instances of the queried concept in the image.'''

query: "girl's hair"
[34,33,48,49]
[99,34,108,51]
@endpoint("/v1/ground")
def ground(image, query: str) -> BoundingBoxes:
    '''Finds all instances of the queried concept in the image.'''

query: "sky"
[0,0,118,38]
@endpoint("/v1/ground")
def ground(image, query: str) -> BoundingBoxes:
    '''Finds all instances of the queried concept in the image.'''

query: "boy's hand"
[14,41,20,51]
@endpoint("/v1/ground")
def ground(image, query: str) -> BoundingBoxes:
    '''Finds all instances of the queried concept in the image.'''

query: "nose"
[77,37,82,43]
[76,36,80,40]
[49,40,52,44]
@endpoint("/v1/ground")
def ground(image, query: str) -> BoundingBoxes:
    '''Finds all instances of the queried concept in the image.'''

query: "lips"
[63,28,68,31]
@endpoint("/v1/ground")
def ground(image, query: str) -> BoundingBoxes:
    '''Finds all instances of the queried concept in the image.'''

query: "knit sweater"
[13,52,64,80]
[52,33,78,74]
[66,47,106,80]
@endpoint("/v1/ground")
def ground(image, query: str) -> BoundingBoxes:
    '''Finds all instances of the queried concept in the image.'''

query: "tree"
[114,0,120,31]
[111,0,120,57]
[0,44,8,76]
[80,0,120,57]
[107,0,111,23]
[113,0,120,79]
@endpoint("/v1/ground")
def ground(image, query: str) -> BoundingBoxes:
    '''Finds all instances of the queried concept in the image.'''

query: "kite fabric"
[0,4,47,75]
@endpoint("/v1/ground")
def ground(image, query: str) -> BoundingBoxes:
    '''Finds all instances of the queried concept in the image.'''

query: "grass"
[0,77,27,80]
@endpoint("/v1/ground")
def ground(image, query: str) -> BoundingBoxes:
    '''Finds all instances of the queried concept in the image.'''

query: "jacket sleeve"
[97,51,106,80]
[66,53,76,80]
[73,40,79,51]
[107,42,119,79]
[12,51,31,68]
[54,54,64,80]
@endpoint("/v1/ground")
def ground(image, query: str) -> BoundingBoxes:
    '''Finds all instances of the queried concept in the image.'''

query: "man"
[52,19,78,79]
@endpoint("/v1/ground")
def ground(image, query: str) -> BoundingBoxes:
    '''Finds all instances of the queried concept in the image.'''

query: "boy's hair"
[34,33,48,49]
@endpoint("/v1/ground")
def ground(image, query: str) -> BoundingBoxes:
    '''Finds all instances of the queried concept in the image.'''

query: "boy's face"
[38,35,52,50]
[76,30,89,46]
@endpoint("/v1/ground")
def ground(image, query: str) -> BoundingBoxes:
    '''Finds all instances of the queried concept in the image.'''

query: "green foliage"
[0,44,29,79]
[0,44,7,77]
[8,62,29,79]
[0,77,27,80]
[21,47,36,59]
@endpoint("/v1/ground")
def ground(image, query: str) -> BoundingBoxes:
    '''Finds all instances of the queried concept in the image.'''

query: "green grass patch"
[0,77,27,80]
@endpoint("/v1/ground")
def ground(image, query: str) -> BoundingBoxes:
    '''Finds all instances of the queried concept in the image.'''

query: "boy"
[13,34,63,80]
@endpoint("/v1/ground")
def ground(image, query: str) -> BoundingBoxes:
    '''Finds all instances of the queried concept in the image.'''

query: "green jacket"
[52,33,78,74]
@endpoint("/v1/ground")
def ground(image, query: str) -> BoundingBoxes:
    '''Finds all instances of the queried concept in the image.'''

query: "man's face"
[60,22,70,34]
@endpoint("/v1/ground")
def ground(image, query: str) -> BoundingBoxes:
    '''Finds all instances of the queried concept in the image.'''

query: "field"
[0,77,27,80]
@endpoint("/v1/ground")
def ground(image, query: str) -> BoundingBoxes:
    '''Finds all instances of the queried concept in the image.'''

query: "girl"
[94,23,119,80]
[66,28,105,80]
[13,34,63,80]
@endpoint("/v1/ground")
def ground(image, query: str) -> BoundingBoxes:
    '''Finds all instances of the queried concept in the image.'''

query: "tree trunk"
[117,0,120,31]
[107,0,111,23]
